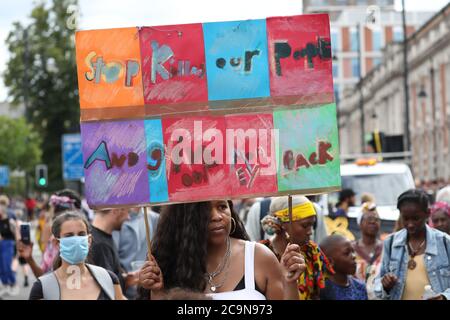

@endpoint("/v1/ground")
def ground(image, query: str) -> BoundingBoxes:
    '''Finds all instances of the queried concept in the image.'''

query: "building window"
[350,27,359,52]
[333,62,339,77]
[331,30,340,53]
[334,84,340,105]
[373,58,382,66]
[351,58,360,77]
[372,30,382,51]
[377,0,393,5]
[311,0,327,5]
[393,27,403,41]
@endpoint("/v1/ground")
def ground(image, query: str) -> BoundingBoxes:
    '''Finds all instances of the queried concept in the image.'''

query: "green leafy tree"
[3,0,79,190]
[0,116,41,172]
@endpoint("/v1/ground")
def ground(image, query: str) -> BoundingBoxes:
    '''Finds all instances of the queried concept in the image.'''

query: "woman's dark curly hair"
[151,200,249,292]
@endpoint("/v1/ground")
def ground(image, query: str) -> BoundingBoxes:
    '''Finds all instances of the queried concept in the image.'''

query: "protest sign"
[76,14,340,209]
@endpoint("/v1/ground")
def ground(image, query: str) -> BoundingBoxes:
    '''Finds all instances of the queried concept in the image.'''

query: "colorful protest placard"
[76,14,341,209]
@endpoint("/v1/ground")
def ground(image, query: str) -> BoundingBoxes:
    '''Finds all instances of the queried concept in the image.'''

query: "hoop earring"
[230,217,236,235]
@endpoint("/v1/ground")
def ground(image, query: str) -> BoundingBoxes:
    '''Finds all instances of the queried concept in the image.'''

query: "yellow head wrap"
[274,201,316,223]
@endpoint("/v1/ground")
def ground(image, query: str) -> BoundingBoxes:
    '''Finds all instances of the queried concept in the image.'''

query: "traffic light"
[35,164,48,187]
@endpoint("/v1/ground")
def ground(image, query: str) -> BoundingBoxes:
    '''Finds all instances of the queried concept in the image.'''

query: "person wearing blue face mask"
[29,211,126,300]
[113,207,159,299]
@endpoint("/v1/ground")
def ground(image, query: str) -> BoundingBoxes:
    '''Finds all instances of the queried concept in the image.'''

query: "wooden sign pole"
[288,194,293,238]
[287,194,294,278]
[143,206,152,257]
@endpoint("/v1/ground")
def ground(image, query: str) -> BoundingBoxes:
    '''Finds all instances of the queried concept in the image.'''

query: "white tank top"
[209,241,266,300]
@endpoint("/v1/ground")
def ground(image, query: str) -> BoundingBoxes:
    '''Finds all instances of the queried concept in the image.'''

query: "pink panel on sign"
[267,14,333,103]
[139,24,208,107]
[162,116,230,202]
[226,113,278,197]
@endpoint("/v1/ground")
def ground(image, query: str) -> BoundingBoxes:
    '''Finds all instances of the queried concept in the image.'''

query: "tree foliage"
[0,116,41,172]
[4,0,79,190]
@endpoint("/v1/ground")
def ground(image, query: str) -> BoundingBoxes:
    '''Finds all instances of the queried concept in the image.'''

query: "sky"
[0,0,448,102]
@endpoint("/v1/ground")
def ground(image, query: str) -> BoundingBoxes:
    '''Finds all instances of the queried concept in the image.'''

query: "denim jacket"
[374,225,450,300]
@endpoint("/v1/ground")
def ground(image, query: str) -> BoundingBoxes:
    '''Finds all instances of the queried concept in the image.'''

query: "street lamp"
[371,111,378,119]
[402,0,411,153]
[418,86,427,100]
[356,22,365,153]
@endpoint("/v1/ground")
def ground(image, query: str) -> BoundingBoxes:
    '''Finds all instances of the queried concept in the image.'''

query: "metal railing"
[340,151,412,164]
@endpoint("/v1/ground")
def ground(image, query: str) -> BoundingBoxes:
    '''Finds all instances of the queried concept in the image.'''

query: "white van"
[319,160,415,238]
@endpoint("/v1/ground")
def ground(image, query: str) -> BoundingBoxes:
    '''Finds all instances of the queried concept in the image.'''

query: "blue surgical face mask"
[58,236,89,265]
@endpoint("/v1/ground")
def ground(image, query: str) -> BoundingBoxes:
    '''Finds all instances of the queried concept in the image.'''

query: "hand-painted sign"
[76,14,341,209]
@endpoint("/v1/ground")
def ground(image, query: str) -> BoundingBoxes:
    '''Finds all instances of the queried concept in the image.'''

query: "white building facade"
[338,4,450,183]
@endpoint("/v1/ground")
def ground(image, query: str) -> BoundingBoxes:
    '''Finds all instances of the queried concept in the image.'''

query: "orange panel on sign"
[76,27,144,109]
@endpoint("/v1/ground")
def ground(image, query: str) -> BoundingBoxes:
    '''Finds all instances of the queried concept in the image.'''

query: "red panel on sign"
[226,113,278,197]
[267,14,333,103]
[139,24,208,108]
[162,116,230,202]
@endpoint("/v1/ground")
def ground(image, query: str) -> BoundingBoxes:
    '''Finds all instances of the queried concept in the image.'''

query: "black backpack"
[259,198,272,240]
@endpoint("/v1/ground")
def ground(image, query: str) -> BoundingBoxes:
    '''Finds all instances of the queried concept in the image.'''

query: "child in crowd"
[319,234,368,300]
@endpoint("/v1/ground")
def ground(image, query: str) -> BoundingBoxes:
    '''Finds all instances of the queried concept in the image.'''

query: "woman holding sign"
[260,196,335,300]
[138,200,305,300]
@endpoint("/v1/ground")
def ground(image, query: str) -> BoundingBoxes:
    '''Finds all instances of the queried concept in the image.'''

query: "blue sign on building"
[62,134,84,181]
[0,166,9,187]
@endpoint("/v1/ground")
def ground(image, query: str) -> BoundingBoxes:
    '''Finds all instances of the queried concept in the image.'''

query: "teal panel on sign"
[273,104,341,192]
[145,119,169,203]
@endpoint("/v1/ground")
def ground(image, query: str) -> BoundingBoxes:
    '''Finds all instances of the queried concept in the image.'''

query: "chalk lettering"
[147,148,162,171]
[244,50,260,72]
[127,152,139,167]
[215,50,260,72]
[282,141,334,172]
[309,152,318,165]
[84,142,140,170]
[84,52,139,86]
[274,42,291,76]
[273,37,331,74]
[151,41,173,83]
[318,141,333,164]
[84,141,111,169]
[125,60,140,86]
[111,153,126,168]
[295,154,310,170]
[216,58,226,69]
[283,149,294,170]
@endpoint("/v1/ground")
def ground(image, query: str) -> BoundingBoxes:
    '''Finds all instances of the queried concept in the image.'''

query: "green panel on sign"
[274,103,341,192]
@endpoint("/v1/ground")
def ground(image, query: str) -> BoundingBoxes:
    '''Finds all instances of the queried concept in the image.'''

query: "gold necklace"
[407,240,425,270]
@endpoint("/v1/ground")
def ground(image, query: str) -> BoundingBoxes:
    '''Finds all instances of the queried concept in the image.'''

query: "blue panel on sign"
[144,119,169,203]
[203,19,270,101]
[0,166,9,187]
[62,134,84,180]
